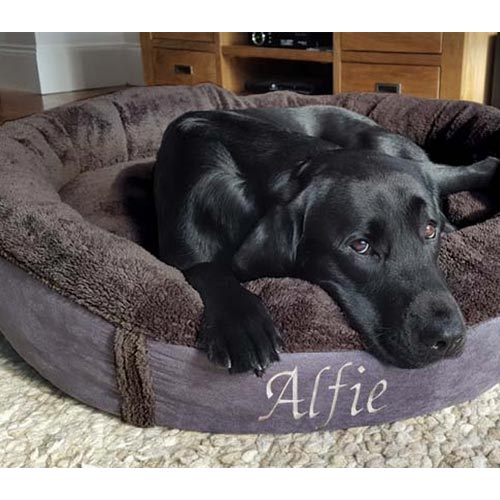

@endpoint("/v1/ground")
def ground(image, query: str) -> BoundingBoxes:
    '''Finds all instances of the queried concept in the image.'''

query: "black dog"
[153,105,499,375]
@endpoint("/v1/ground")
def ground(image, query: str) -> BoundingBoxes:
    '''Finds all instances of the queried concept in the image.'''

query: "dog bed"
[1,84,500,433]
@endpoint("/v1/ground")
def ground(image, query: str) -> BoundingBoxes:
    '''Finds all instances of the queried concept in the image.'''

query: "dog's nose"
[419,326,466,357]
[407,291,466,359]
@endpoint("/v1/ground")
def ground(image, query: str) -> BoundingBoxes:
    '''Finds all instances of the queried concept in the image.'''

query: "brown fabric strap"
[114,326,155,427]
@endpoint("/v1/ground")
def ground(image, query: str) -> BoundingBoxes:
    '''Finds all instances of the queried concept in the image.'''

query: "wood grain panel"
[152,39,215,53]
[440,33,465,100]
[152,32,214,42]
[140,33,154,85]
[342,63,440,98]
[221,45,333,63]
[333,33,342,93]
[460,32,496,103]
[342,51,441,66]
[341,33,443,54]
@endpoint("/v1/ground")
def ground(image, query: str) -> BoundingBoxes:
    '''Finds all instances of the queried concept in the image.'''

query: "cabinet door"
[153,49,217,85]
[341,33,443,54]
[342,63,440,98]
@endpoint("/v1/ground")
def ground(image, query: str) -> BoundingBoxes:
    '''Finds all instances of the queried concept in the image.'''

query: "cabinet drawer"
[342,63,440,98]
[153,49,217,85]
[153,32,214,43]
[341,33,443,54]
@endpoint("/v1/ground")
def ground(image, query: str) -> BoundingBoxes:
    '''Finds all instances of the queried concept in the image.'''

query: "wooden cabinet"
[141,32,497,103]
[338,32,495,103]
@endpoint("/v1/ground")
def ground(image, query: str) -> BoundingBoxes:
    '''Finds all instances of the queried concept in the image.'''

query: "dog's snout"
[419,325,466,357]
[407,291,466,360]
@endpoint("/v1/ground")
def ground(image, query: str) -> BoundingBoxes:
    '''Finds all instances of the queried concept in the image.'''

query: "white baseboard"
[0,44,41,92]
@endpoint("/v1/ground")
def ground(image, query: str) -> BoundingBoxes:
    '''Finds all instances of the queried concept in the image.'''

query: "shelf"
[221,45,334,64]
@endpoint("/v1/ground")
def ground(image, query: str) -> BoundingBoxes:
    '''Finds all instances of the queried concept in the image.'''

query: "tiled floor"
[0,86,128,125]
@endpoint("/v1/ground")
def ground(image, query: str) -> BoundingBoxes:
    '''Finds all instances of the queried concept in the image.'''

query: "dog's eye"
[424,222,437,240]
[350,239,370,254]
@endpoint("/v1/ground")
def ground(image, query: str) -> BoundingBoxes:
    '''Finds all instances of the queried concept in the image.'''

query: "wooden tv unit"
[140,32,496,103]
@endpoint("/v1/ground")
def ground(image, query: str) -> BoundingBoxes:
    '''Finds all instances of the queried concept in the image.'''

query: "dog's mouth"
[320,279,467,368]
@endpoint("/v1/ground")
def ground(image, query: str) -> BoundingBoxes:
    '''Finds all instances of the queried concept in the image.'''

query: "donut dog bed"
[1,84,500,433]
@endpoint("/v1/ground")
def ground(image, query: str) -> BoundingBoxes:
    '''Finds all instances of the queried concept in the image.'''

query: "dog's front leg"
[431,157,500,195]
[183,262,282,376]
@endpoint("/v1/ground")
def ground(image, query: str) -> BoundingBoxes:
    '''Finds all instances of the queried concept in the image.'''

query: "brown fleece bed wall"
[0,84,499,433]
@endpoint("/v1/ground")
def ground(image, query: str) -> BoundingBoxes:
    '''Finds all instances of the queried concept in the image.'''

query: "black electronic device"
[248,32,332,50]
[244,78,330,95]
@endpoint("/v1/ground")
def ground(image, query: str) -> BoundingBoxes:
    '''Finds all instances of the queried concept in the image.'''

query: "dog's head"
[296,151,469,368]
[234,150,472,368]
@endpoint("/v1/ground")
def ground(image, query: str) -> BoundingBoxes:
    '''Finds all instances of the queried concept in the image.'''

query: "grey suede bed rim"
[2,256,500,434]
[1,84,500,428]
[0,246,154,426]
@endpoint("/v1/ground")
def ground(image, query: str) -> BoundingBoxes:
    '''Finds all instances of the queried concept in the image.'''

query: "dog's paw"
[197,290,282,376]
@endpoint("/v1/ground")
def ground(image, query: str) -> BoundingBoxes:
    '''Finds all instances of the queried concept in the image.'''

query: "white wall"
[0,32,40,92]
[0,32,144,94]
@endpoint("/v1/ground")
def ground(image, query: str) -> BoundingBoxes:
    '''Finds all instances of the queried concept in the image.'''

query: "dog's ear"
[232,204,302,281]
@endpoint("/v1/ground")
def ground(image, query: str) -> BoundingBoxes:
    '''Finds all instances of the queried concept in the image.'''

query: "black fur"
[153,105,500,374]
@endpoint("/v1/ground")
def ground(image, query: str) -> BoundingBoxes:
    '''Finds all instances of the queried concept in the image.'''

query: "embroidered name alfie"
[258,362,388,427]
